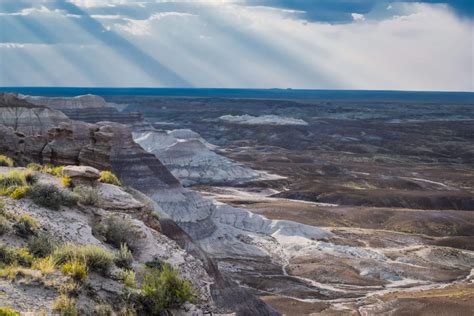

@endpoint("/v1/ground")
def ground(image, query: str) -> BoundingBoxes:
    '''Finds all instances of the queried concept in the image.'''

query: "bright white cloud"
[0,5,59,16]
[116,12,196,36]
[351,13,365,22]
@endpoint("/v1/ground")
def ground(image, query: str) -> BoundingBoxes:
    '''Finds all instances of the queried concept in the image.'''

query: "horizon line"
[1,87,473,94]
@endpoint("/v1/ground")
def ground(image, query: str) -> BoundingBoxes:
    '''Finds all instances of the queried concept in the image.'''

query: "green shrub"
[0,171,26,193]
[28,234,56,257]
[0,155,14,167]
[27,184,78,210]
[0,307,20,316]
[62,176,72,188]
[52,294,77,316]
[139,264,195,313]
[145,258,163,270]
[9,186,29,200]
[103,215,140,252]
[22,170,37,185]
[26,163,42,171]
[99,171,121,186]
[0,215,9,235]
[59,280,82,296]
[61,259,88,282]
[115,243,133,269]
[43,164,64,177]
[118,305,137,316]
[53,243,114,275]
[120,269,137,289]
[13,214,38,238]
[0,246,34,267]
[32,256,56,275]
[94,304,114,316]
[0,199,4,215]
[73,186,98,206]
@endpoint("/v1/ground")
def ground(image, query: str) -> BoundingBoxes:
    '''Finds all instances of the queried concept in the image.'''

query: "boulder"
[96,183,144,211]
[63,165,100,186]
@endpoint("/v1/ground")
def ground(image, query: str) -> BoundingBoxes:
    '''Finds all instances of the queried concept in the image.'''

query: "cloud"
[116,12,196,36]
[242,0,474,23]
[351,13,365,22]
[0,5,59,16]
[0,1,472,91]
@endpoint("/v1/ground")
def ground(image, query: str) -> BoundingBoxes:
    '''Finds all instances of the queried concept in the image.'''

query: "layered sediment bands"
[134,130,277,186]
[43,122,92,166]
[0,93,70,135]
[0,94,281,315]
[23,94,143,124]
[160,218,281,316]
[82,122,181,191]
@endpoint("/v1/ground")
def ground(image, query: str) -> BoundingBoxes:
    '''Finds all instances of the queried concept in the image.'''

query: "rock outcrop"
[0,93,70,135]
[0,96,188,192]
[22,94,143,125]
[134,129,280,186]
[62,165,101,186]
[0,167,214,314]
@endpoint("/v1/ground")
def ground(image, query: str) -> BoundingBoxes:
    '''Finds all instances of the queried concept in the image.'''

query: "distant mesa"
[20,94,143,125]
[219,114,308,126]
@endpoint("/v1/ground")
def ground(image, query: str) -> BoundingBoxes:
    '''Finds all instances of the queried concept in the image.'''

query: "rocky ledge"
[0,165,213,315]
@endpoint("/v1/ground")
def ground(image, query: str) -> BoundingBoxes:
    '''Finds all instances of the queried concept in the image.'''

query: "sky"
[0,0,472,91]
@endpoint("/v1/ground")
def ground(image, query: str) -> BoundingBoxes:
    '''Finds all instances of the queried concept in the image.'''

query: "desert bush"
[0,155,14,167]
[0,215,9,235]
[99,171,121,186]
[94,304,114,316]
[61,259,88,282]
[145,258,163,270]
[118,305,137,316]
[13,214,38,238]
[0,262,48,282]
[120,269,137,289]
[9,186,29,200]
[62,176,72,188]
[53,243,114,275]
[28,234,56,257]
[0,171,26,194]
[59,280,82,297]
[103,215,141,252]
[0,307,20,316]
[26,163,42,171]
[43,164,64,177]
[73,186,98,206]
[139,264,195,314]
[32,256,56,275]
[53,294,78,316]
[27,184,78,210]
[0,246,34,267]
[23,170,37,185]
[115,243,133,269]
